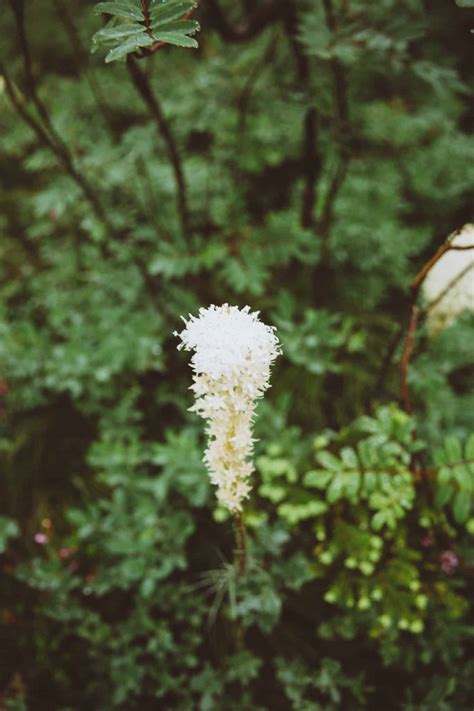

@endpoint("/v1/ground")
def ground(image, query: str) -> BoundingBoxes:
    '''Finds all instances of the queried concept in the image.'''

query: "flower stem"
[233,511,247,576]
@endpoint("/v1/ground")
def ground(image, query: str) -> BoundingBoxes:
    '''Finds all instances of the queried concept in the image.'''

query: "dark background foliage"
[0,0,473,709]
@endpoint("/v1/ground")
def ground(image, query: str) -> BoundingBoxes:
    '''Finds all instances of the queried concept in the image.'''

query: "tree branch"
[127,56,190,238]
[280,1,320,230]
[317,158,350,245]
[6,1,113,233]
[300,108,319,229]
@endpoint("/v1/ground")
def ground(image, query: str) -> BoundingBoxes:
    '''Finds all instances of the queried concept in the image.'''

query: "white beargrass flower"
[423,224,474,334]
[175,304,281,512]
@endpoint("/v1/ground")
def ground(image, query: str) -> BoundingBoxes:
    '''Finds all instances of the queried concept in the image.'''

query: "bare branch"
[6,2,113,233]
[127,56,190,238]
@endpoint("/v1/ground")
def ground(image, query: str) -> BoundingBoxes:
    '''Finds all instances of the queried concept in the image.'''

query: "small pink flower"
[34,533,49,545]
[439,550,459,575]
[59,547,72,560]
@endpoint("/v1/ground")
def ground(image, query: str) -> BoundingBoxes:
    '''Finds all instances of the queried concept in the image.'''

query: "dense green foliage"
[1,0,473,708]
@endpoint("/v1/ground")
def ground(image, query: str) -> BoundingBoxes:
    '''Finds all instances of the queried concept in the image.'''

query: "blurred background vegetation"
[0,0,473,708]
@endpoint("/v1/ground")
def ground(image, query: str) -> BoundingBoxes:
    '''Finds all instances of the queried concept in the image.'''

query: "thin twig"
[317,158,350,245]
[300,107,319,229]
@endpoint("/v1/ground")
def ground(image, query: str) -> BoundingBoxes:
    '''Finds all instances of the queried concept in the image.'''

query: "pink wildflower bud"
[34,533,49,545]
[439,550,459,575]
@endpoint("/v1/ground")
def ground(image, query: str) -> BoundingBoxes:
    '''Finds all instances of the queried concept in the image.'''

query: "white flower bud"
[423,224,474,334]
[175,304,281,512]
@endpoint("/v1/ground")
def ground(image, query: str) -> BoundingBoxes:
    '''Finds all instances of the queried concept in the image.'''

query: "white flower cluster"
[175,304,281,512]
[423,224,474,334]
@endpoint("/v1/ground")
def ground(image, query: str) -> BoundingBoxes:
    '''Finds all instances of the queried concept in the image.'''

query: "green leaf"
[453,463,473,492]
[445,436,462,462]
[151,19,199,34]
[93,23,146,43]
[340,447,358,469]
[371,510,387,531]
[465,433,474,460]
[363,471,377,494]
[152,30,198,47]
[452,490,471,524]
[435,484,452,508]
[316,451,340,471]
[94,2,144,21]
[344,470,361,500]
[151,0,196,26]
[105,33,153,62]
[437,466,452,485]
[327,476,343,503]
[304,469,332,488]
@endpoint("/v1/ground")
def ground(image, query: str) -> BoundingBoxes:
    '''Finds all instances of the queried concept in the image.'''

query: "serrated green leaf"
[93,23,146,43]
[94,2,144,21]
[327,476,343,503]
[304,469,332,488]
[357,439,376,468]
[316,450,340,471]
[445,436,462,462]
[151,0,195,26]
[344,470,361,500]
[452,490,471,524]
[453,463,472,492]
[435,484,452,508]
[363,471,377,493]
[371,510,386,531]
[340,447,358,469]
[358,415,380,434]
[105,33,153,62]
[151,19,199,34]
[437,466,452,485]
[152,30,198,47]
